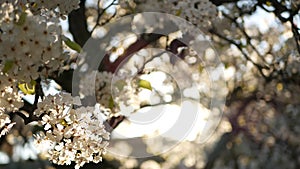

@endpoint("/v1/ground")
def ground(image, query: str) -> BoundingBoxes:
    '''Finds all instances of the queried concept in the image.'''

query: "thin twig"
[91,0,118,33]
[290,19,300,55]
[209,28,268,79]
[222,12,269,65]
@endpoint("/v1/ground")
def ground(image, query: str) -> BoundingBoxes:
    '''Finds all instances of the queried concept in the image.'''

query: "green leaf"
[63,36,82,52]
[18,80,36,95]
[108,96,114,109]
[15,12,27,26]
[2,60,14,73]
[138,79,152,90]
[198,64,204,73]
[224,63,230,69]
[175,9,182,16]
[265,1,272,6]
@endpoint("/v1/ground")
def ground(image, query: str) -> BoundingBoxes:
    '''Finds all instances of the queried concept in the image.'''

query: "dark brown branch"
[290,19,300,55]
[51,70,73,93]
[104,115,125,132]
[68,0,91,47]
[209,0,238,6]
[258,0,299,23]
[99,33,163,73]
[17,78,43,124]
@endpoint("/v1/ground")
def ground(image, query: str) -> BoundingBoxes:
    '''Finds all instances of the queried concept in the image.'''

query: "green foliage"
[18,80,36,95]
[63,36,82,52]
[138,79,152,90]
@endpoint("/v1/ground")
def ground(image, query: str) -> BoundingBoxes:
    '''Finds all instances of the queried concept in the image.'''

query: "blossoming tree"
[0,0,299,169]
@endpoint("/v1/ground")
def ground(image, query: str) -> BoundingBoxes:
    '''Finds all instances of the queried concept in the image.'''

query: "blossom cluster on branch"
[0,0,242,167]
[0,0,299,169]
[0,0,77,136]
[0,1,112,168]
[34,93,109,169]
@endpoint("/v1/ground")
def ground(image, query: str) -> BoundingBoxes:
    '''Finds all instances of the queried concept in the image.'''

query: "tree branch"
[91,0,118,33]
[210,0,239,6]
[68,0,91,47]
[17,78,43,124]
[99,33,163,73]
[209,28,269,79]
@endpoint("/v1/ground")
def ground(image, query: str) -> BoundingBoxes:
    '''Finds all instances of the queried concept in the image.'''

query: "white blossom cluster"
[0,0,112,168]
[0,0,74,136]
[0,0,80,18]
[0,110,15,137]
[113,77,141,116]
[28,0,80,18]
[0,75,23,112]
[0,1,67,137]
[170,0,218,28]
[0,74,19,137]
[79,71,141,116]
[34,93,110,169]
[0,2,65,84]
[0,74,23,137]
[124,0,218,27]
[0,86,22,137]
